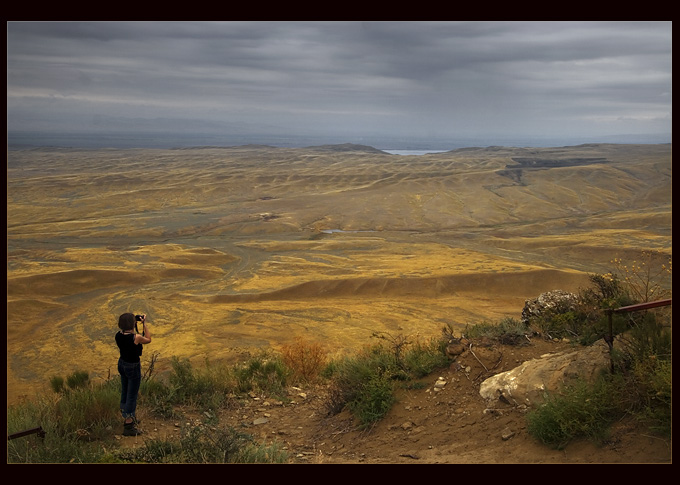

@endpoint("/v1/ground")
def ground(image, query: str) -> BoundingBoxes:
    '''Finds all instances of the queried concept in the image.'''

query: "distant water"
[7,131,671,151]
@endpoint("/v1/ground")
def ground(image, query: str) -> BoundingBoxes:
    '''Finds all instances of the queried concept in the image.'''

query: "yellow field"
[7,143,671,404]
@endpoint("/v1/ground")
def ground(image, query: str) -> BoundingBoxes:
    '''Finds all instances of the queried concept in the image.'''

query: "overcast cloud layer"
[7,21,672,148]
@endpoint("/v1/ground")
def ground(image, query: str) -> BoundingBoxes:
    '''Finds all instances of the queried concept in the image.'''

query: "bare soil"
[119,338,672,464]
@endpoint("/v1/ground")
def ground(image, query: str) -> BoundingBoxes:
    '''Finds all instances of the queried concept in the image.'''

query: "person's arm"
[134,316,152,344]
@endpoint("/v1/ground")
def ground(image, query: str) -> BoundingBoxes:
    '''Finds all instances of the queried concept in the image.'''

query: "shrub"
[7,376,122,463]
[233,353,289,397]
[323,332,454,427]
[527,291,672,447]
[402,337,449,378]
[581,272,631,309]
[49,375,65,394]
[610,310,672,437]
[324,343,399,427]
[52,381,120,438]
[66,370,90,390]
[114,425,288,464]
[346,374,395,429]
[526,375,620,449]
[235,441,289,464]
[166,356,237,409]
[463,317,530,345]
[280,337,328,384]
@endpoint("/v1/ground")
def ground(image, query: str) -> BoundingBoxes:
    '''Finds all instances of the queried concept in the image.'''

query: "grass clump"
[324,349,397,428]
[462,317,530,345]
[233,352,289,397]
[114,424,288,464]
[401,337,450,378]
[526,374,620,449]
[7,352,291,463]
[7,377,124,463]
[612,311,672,436]
[527,326,672,450]
[323,333,449,428]
[164,356,236,410]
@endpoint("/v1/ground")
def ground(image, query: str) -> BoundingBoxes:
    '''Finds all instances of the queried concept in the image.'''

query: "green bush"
[527,306,672,447]
[236,440,289,464]
[166,356,237,409]
[8,425,108,463]
[611,311,672,437]
[66,370,90,390]
[323,332,454,428]
[142,378,177,419]
[49,375,65,394]
[325,342,402,427]
[526,375,620,449]
[233,353,289,397]
[114,425,288,464]
[464,317,529,343]
[402,337,450,378]
[7,377,122,463]
[347,374,395,428]
[52,380,121,438]
[637,358,672,436]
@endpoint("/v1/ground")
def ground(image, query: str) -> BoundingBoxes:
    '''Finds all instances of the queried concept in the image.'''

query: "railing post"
[605,309,614,373]
[605,298,671,374]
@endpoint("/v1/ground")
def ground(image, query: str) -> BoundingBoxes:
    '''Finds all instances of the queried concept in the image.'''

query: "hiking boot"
[123,421,143,436]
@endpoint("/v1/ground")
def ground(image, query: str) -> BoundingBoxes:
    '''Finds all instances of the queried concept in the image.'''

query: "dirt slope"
[121,338,672,464]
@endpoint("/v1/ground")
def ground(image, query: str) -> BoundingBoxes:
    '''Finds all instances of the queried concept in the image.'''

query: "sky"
[6,21,673,149]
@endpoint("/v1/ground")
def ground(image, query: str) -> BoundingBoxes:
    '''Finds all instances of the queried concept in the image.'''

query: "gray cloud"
[6,21,672,147]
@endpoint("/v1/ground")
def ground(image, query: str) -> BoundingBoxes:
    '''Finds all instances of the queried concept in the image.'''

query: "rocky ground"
[118,337,672,464]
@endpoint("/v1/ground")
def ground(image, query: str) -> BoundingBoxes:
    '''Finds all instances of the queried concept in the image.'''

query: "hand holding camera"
[134,314,147,336]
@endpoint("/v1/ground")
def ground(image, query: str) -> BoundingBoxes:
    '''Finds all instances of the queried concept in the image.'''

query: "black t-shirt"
[116,332,142,363]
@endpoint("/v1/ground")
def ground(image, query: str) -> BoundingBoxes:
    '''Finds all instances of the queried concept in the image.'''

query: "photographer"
[115,312,152,436]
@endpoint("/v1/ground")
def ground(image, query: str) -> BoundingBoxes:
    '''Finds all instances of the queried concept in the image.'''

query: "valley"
[6,143,672,405]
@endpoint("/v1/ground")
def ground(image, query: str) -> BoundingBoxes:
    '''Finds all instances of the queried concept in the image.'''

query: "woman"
[115,312,152,436]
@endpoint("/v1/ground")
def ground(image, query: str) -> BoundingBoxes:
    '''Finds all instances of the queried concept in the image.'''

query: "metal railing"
[605,298,672,372]
[7,426,46,441]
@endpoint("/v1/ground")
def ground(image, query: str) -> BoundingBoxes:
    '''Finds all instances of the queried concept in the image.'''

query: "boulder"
[479,339,611,408]
[521,290,580,326]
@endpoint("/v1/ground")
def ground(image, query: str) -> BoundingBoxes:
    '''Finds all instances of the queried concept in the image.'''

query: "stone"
[445,340,467,358]
[479,339,611,408]
[521,290,580,326]
[501,427,515,441]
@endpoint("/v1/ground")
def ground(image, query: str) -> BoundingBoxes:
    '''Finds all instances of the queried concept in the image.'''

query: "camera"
[135,314,144,322]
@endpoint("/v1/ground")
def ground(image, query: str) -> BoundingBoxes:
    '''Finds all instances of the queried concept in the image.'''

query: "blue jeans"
[118,358,141,420]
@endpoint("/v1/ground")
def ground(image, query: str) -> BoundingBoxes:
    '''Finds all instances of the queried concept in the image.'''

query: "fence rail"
[613,298,672,313]
[7,426,46,441]
[605,298,672,372]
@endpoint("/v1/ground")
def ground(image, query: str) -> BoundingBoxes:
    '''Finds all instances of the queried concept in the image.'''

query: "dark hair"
[118,313,136,331]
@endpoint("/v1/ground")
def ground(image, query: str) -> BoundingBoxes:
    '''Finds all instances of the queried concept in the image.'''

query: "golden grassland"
[6,143,671,404]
